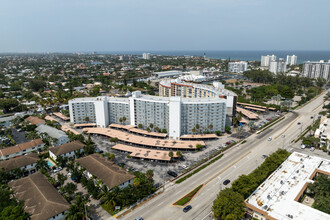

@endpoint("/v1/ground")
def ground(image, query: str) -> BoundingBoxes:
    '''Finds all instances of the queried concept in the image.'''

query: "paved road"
[121,91,327,220]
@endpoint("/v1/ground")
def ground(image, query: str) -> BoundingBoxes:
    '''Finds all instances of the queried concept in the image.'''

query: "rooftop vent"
[300,158,303,161]
[287,214,293,219]
[280,180,284,184]
[263,205,268,210]
[280,191,286,195]
[267,195,272,200]
[296,170,299,173]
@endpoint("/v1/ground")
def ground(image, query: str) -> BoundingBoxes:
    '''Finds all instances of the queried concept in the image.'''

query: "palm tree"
[84,117,90,123]
[122,117,127,125]
[155,127,160,133]
[247,121,255,131]
[192,127,196,134]
[36,159,49,171]
[138,124,143,129]
[65,194,89,220]
[168,151,174,158]
[176,151,182,158]
[149,123,154,131]
[119,118,123,124]
[195,124,200,133]
[208,124,213,131]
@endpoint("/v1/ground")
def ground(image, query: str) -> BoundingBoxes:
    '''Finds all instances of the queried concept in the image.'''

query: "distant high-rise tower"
[286,55,297,66]
[269,58,286,74]
[261,55,277,67]
[142,53,151,60]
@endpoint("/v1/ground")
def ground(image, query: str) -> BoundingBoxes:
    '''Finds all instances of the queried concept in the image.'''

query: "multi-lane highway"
[122,91,327,220]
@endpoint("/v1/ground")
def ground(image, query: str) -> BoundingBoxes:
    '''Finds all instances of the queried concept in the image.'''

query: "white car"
[301,144,306,149]
[310,147,315,151]
[268,137,272,141]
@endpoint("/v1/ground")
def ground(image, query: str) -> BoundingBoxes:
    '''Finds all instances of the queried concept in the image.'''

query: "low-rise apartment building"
[49,141,85,161]
[0,153,39,174]
[76,153,135,190]
[36,124,69,146]
[0,139,44,161]
[314,118,330,151]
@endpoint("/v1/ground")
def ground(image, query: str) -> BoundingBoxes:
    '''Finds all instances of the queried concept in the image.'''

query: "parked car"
[183,205,192,212]
[223,179,231,185]
[226,142,231,145]
[310,147,315,152]
[262,155,268,159]
[301,144,306,149]
[167,170,178,177]
[135,217,144,220]
[268,137,272,141]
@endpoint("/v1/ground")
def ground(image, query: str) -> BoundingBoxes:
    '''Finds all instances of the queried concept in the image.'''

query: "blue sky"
[0,0,329,52]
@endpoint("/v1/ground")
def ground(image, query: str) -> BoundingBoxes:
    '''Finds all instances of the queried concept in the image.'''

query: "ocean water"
[102,50,330,64]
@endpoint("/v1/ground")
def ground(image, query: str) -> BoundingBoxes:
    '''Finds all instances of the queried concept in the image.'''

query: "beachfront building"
[302,60,330,81]
[286,55,297,66]
[269,58,286,74]
[228,61,248,73]
[261,55,277,67]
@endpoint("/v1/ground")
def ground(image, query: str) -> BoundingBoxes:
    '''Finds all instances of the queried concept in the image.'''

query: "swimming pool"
[47,160,54,167]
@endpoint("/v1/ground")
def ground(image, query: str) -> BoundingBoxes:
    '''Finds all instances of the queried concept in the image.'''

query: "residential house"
[9,172,70,220]
[49,141,85,161]
[76,153,135,190]
[0,139,44,160]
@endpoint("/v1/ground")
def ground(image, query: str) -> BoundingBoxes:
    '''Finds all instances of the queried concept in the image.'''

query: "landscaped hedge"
[175,154,224,184]
[174,184,203,206]
[231,148,291,198]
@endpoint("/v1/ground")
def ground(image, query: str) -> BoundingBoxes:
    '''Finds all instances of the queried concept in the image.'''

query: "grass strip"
[173,184,203,206]
[176,154,223,184]
[294,127,311,143]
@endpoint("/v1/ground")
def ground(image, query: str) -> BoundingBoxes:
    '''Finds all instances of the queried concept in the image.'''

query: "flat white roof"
[246,152,330,220]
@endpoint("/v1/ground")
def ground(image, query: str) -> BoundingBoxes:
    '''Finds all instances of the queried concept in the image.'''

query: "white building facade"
[142,53,151,60]
[261,55,276,67]
[302,60,330,81]
[69,91,227,139]
[269,58,286,74]
[286,55,297,66]
[228,61,248,73]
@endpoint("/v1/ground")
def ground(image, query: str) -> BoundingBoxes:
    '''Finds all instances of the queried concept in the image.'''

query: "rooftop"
[0,139,44,157]
[83,127,204,150]
[61,125,80,135]
[76,153,135,189]
[25,116,45,125]
[36,124,68,139]
[112,144,178,161]
[246,152,330,220]
[109,124,167,138]
[53,112,70,121]
[49,141,85,156]
[0,153,39,171]
[8,172,70,220]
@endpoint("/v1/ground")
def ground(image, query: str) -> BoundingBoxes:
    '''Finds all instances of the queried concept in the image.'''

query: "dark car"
[183,205,192,212]
[153,183,162,189]
[167,170,178,177]
[223,179,231,185]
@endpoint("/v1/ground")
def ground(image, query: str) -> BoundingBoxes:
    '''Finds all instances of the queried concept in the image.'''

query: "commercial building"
[76,153,135,190]
[286,55,297,66]
[9,172,70,220]
[49,141,85,161]
[245,152,330,220]
[228,61,248,73]
[261,55,276,67]
[142,52,151,60]
[302,60,330,81]
[0,139,44,161]
[69,90,227,140]
[269,58,286,74]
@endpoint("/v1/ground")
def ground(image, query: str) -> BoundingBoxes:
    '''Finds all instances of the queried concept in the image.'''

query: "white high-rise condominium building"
[228,61,248,73]
[261,55,276,67]
[69,88,234,139]
[286,55,297,66]
[269,58,286,74]
[302,60,330,81]
[142,53,151,60]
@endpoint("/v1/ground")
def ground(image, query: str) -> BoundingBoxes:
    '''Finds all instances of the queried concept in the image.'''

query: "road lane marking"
[275,115,300,139]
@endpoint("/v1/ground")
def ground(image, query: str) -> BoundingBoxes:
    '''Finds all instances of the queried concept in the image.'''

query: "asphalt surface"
[121,90,328,220]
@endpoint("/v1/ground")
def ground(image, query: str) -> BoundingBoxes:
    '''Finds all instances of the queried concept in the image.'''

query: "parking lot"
[91,133,239,185]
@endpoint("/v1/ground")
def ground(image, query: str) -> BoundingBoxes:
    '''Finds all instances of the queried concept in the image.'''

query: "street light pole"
[282,135,285,148]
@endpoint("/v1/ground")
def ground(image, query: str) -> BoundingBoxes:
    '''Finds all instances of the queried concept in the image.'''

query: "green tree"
[168,151,174,158]
[146,170,154,179]
[57,173,67,187]
[212,188,245,220]
[138,124,143,129]
[65,194,89,220]
[176,151,182,158]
